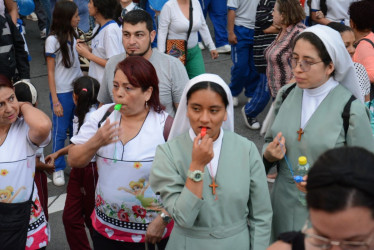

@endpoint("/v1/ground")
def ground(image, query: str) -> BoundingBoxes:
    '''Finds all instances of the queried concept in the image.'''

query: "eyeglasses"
[290,58,324,72]
[302,220,374,250]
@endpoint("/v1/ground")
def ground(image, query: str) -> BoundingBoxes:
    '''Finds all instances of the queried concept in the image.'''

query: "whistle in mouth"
[201,127,207,137]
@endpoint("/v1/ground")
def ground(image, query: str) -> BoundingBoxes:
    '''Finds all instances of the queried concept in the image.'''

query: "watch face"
[188,170,204,182]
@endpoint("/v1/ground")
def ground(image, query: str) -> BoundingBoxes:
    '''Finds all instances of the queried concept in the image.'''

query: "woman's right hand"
[94,118,120,147]
[45,152,58,166]
[191,133,214,170]
[53,103,63,117]
[264,132,286,162]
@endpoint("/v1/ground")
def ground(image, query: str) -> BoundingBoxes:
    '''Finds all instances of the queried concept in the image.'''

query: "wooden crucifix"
[209,179,218,195]
[297,128,304,141]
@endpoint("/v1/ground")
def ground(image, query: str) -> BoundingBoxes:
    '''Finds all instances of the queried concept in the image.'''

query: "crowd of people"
[1,0,374,249]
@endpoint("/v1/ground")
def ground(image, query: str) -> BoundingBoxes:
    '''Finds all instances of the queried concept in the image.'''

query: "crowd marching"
[1,0,374,249]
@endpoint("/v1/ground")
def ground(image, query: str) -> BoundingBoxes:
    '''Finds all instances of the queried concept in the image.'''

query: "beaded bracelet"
[53,102,61,107]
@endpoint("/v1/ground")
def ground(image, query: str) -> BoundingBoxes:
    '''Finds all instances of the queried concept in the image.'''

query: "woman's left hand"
[210,50,219,60]
[295,175,308,193]
[144,215,166,244]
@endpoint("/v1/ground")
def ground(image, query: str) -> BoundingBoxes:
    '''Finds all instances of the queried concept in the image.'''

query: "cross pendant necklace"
[297,128,304,141]
[208,163,218,200]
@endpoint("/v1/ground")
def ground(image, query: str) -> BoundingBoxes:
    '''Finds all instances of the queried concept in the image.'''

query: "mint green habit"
[263,83,374,242]
[150,131,273,250]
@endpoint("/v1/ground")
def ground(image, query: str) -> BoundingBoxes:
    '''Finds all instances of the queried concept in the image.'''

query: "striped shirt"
[253,0,277,74]
[265,22,305,98]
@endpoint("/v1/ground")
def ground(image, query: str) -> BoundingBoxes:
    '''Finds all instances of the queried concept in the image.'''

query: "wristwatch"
[160,212,172,225]
[187,170,204,182]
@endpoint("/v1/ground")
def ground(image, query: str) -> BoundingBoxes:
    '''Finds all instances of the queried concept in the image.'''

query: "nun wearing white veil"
[150,73,272,250]
[262,25,374,242]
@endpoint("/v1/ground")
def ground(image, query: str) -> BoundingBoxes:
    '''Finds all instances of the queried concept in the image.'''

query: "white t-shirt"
[72,105,97,162]
[45,35,83,93]
[311,0,357,26]
[227,0,260,29]
[0,0,5,17]
[0,118,51,249]
[157,0,216,52]
[88,21,124,84]
[70,104,170,242]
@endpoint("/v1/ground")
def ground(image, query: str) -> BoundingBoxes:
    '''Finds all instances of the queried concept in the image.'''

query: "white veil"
[168,73,234,140]
[301,25,364,103]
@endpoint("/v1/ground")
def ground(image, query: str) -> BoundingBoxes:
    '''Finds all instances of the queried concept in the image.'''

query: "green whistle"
[114,104,122,110]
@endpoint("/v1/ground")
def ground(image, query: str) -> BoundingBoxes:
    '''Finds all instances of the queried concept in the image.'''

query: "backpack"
[281,83,355,139]
[98,105,174,141]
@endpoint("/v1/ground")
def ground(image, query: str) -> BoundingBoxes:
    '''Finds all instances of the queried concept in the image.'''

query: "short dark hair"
[293,32,333,68]
[186,82,229,108]
[277,0,306,26]
[307,147,374,217]
[92,0,119,19]
[115,56,164,113]
[0,74,12,89]
[327,22,353,34]
[122,9,153,33]
[349,1,374,31]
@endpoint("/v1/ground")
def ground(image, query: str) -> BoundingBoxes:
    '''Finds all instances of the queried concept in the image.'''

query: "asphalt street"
[24,16,271,249]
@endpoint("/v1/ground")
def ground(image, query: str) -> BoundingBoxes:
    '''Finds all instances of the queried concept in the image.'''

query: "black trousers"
[92,229,168,250]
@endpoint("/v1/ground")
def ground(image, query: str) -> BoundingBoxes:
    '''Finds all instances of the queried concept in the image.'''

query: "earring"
[145,101,148,108]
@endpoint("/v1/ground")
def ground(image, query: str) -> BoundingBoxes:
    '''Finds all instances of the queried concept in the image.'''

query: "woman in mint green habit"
[150,73,272,250]
[263,25,374,242]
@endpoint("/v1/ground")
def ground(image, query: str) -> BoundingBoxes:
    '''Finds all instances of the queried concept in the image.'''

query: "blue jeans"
[39,0,51,34]
[50,92,75,171]
[244,73,270,118]
[198,0,228,47]
[229,25,260,98]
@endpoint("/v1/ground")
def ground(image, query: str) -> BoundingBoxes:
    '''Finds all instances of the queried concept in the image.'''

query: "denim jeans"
[49,92,75,171]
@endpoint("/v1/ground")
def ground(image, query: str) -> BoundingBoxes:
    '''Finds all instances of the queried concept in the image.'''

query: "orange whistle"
[201,127,207,137]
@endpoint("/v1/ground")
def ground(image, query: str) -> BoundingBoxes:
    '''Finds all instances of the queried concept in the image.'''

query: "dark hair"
[73,76,100,131]
[307,147,374,217]
[0,74,12,89]
[115,56,164,113]
[122,9,153,33]
[14,81,37,105]
[349,1,374,31]
[84,0,120,42]
[186,82,229,108]
[277,0,306,26]
[92,0,119,20]
[49,0,78,68]
[293,32,333,68]
[327,22,353,34]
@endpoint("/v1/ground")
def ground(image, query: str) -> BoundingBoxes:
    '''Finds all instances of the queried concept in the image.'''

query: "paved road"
[24,17,271,249]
